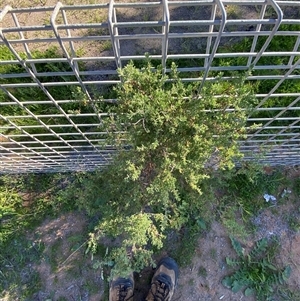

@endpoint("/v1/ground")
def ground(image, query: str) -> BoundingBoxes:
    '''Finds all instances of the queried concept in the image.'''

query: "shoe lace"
[116,284,134,301]
[149,278,171,301]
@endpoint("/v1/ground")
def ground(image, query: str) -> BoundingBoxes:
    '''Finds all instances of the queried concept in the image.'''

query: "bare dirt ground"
[22,168,300,301]
[173,222,300,301]
[27,212,104,301]
[24,202,300,301]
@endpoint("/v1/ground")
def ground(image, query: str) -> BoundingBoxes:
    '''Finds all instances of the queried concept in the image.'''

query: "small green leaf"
[230,236,244,257]
[196,218,207,230]
[268,286,274,293]
[222,276,233,288]
[245,287,255,296]
[282,266,292,281]
[232,280,244,293]
[226,257,240,266]
[277,274,284,285]
[265,262,277,271]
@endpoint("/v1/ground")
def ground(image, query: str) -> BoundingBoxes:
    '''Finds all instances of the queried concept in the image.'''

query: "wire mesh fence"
[1,0,300,173]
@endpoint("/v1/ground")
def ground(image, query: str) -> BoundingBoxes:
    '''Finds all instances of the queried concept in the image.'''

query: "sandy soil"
[24,204,300,301]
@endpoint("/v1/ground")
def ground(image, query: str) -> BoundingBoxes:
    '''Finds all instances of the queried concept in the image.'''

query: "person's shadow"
[133,266,154,300]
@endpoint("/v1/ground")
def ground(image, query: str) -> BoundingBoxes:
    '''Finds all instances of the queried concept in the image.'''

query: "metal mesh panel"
[1,0,300,173]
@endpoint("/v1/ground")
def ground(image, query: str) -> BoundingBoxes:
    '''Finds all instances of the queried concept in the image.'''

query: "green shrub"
[81,59,256,276]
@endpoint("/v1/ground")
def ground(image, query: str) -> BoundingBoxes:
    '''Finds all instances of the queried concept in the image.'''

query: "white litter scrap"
[263,194,277,202]
[281,189,292,198]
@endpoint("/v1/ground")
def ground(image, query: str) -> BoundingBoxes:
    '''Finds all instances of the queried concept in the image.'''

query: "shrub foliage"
[84,60,256,276]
